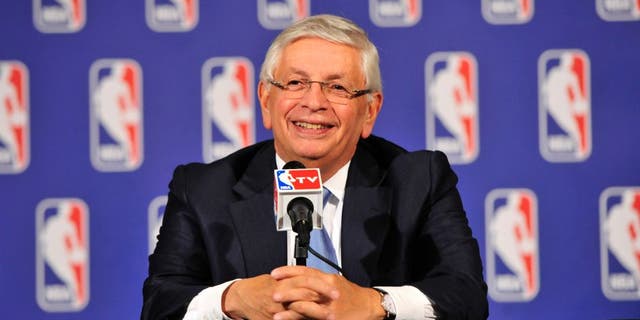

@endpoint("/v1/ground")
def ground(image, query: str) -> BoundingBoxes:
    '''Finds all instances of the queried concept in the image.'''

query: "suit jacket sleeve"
[398,151,488,319]
[141,165,212,320]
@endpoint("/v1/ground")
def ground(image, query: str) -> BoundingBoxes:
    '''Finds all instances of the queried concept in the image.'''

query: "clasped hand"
[222,266,384,320]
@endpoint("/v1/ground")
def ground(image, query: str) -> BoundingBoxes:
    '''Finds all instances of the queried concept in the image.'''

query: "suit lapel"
[229,143,287,276]
[340,144,392,286]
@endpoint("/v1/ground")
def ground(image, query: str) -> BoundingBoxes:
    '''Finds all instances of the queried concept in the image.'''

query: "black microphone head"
[283,160,305,169]
[287,197,314,234]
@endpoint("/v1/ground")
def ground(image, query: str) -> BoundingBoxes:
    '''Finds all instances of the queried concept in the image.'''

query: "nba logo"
[538,49,591,162]
[146,0,199,32]
[202,57,255,162]
[90,59,144,172]
[33,0,86,33]
[0,61,29,174]
[600,187,640,300]
[257,0,309,30]
[486,188,539,301]
[36,198,90,312]
[597,0,640,21]
[148,196,167,254]
[425,52,479,164]
[481,0,534,24]
[370,0,422,27]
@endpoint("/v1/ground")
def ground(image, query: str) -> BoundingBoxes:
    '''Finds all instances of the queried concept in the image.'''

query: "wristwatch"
[374,288,396,320]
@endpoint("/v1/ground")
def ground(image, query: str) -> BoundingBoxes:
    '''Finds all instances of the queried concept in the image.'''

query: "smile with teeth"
[293,121,332,129]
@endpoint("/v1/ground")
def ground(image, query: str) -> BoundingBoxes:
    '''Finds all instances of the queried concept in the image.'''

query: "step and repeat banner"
[1,1,639,319]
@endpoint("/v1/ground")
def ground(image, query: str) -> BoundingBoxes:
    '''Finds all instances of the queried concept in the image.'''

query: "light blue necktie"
[307,187,339,273]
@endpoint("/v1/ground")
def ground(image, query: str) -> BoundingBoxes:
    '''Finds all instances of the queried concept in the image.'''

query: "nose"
[299,82,330,109]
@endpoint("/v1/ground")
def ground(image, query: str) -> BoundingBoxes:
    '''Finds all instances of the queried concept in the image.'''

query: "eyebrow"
[284,68,347,81]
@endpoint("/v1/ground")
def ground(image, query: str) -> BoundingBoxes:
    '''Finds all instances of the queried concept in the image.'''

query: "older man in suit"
[142,14,488,320]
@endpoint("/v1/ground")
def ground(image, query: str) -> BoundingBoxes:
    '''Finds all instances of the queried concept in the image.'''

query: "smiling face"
[259,37,382,180]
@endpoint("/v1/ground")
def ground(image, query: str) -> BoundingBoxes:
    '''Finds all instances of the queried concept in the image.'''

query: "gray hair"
[259,14,382,92]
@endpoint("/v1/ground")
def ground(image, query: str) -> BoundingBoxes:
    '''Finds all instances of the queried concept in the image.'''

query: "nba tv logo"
[257,0,309,29]
[90,59,144,172]
[596,0,640,21]
[600,187,640,300]
[486,188,539,301]
[0,61,29,174]
[36,198,90,312]
[369,0,422,27]
[538,49,591,162]
[146,0,199,32]
[148,196,167,254]
[425,52,479,164]
[482,0,534,24]
[202,57,255,163]
[33,0,86,33]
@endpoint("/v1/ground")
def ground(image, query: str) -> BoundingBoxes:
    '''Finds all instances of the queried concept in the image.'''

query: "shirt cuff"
[374,285,437,320]
[182,279,239,320]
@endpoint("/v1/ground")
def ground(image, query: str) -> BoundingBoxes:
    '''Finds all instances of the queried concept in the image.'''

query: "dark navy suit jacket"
[142,136,488,319]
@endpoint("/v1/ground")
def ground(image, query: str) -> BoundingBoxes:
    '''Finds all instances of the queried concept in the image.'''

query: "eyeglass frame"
[267,78,373,102]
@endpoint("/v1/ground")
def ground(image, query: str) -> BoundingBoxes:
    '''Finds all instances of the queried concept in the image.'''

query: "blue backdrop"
[1,0,639,319]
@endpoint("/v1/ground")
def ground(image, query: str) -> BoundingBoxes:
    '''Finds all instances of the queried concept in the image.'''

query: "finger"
[272,309,306,320]
[271,265,317,279]
[274,275,340,301]
[280,300,335,320]
[273,287,323,303]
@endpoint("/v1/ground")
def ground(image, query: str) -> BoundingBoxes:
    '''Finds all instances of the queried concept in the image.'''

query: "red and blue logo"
[257,0,309,30]
[36,198,90,312]
[148,196,167,254]
[275,168,322,191]
[90,59,144,172]
[202,57,255,162]
[482,0,534,24]
[370,0,422,27]
[600,187,640,300]
[0,61,29,174]
[33,0,86,33]
[486,189,539,302]
[146,0,199,32]
[426,52,479,164]
[597,0,640,21]
[539,49,591,162]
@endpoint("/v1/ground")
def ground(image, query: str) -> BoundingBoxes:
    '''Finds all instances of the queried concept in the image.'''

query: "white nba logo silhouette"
[202,57,255,162]
[146,0,199,32]
[597,0,640,21]
[33,0,85,33]
[482,0,534,24]
[539,49,591,162]
[257,0,309,30]
[369,0,422,27]
[426,52,479,164]
[600,187,640,300]
[36,198,90,312]
[90,59,144,172]
[486,189,539,301]
[0,61,29,173]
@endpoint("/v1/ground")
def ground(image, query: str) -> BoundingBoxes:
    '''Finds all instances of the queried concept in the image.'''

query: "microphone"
[274,161,344,273]
[274,161,323,266]
[274,161,323,232]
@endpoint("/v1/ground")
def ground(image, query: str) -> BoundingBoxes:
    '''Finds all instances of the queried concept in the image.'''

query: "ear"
[258,80,272,130]
[360,91,383,138]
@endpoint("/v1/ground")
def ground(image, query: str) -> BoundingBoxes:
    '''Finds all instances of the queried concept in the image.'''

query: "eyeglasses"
[268,78,372,105]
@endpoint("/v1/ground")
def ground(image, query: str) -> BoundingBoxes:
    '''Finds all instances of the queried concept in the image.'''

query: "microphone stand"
[294,231,310,266]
